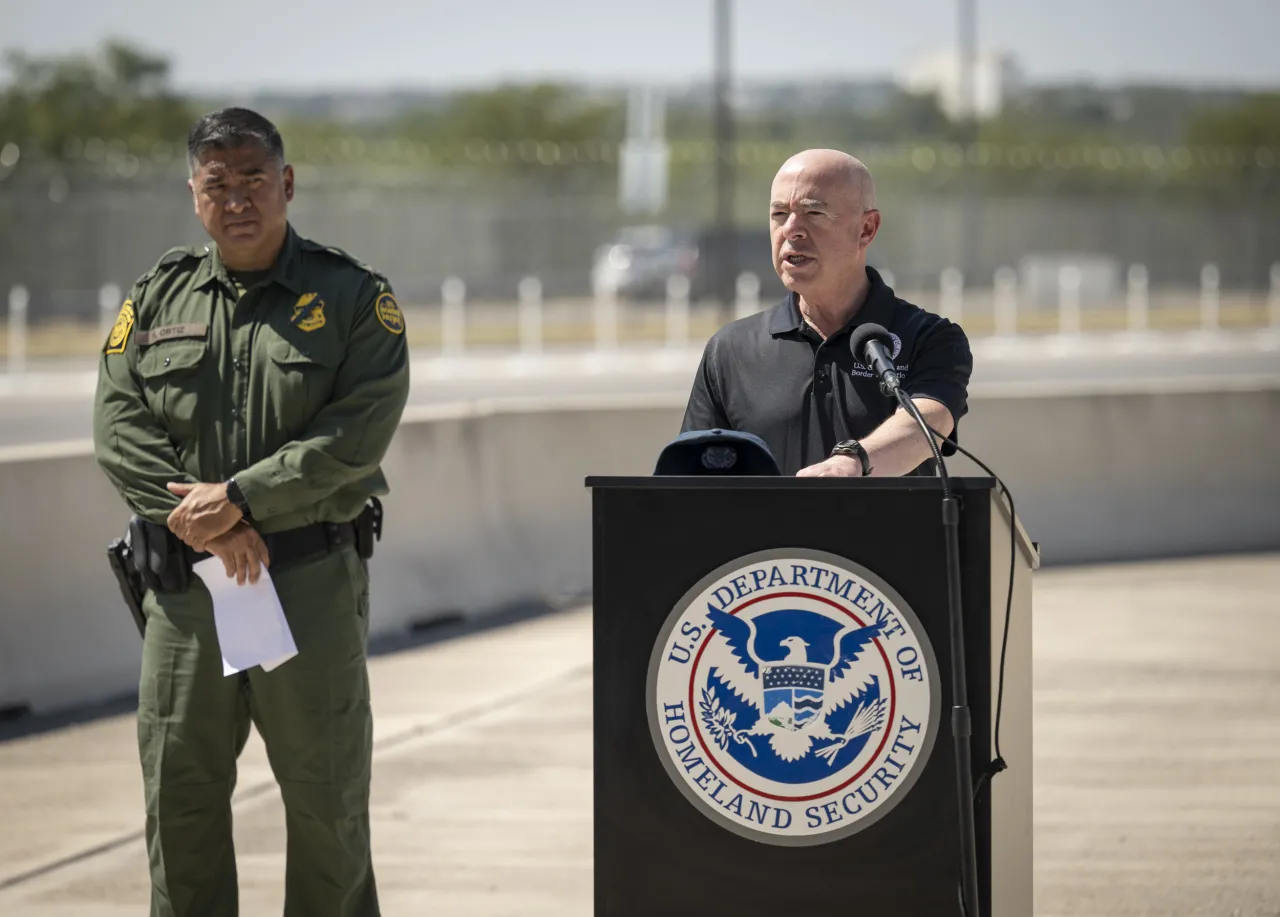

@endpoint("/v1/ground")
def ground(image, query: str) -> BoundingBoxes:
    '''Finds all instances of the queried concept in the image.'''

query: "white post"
[734,271,760,320]
[1269,263,1280,329]
[939,267,964,324]
[517,276,542,355]
[1058,264,1082,336]
[993,267,1018,337]
[664,274,690,349]
[8,285,29,374]
[1126,264,1149,333]
[593,282,618,351]
[441,276,466,356]
[1199,263,1220,332]
[98,282,121,341]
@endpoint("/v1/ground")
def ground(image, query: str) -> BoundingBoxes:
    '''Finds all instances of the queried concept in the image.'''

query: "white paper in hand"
[192,557,298,676]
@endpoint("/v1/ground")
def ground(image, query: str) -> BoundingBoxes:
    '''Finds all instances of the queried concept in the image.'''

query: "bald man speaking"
[681,149,973,477]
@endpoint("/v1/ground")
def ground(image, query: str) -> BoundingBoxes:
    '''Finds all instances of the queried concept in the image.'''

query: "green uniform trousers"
[137,543,379,917]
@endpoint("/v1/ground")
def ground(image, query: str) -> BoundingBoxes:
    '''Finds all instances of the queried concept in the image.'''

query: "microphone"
[848,322,900,393]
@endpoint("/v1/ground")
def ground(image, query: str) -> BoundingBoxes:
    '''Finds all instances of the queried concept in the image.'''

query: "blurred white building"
[899,50,1024,120]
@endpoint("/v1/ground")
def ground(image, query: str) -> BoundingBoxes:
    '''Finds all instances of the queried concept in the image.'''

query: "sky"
[1,0,1278,92]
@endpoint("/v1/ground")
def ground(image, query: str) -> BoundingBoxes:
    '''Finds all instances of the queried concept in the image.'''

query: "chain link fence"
[1,139,1277,339]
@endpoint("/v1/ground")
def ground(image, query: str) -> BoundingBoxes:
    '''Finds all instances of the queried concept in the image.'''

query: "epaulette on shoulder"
[139,245,207,283]
[300,238,387,282]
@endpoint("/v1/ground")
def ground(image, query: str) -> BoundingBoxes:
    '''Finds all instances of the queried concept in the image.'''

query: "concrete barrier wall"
[950,380,1280,563]
[2,381,1278,715]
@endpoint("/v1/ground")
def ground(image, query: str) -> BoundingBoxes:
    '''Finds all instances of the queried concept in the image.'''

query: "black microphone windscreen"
[848,322,893,362]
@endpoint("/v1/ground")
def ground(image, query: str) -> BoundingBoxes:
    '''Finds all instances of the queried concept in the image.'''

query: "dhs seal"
[647,548,939,846]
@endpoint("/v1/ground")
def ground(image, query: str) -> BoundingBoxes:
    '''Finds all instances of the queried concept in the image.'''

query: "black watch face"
[227,481,247,510]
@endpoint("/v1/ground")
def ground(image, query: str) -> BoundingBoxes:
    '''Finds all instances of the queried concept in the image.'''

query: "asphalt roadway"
[0,330,1278,451]
[0,553,1276,915]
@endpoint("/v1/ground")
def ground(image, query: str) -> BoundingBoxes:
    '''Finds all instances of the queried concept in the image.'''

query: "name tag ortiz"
[647,549,940,846]
[135,324,209,346]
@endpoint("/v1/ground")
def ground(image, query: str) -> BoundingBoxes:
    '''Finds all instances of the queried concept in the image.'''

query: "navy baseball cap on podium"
[653,428,781,476]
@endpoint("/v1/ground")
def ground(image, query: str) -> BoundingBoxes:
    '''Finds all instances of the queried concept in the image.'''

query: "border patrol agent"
[93,108,408,917]
[682,148,972,477]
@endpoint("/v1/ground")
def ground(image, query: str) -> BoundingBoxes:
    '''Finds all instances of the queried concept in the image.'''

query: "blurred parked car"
[590,225,697,300]
[591,225,783,303]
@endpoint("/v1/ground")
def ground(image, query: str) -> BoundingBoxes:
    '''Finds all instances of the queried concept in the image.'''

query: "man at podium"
[681,149,973,477]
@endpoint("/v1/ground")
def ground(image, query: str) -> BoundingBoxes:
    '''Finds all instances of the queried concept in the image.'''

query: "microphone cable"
[923,423,1020,805]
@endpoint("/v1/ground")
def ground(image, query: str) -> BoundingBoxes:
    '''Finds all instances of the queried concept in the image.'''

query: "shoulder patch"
[374,293,405,335]
[104,300,135,354]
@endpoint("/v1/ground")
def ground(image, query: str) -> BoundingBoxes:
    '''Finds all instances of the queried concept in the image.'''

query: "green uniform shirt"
[93,224,410,535]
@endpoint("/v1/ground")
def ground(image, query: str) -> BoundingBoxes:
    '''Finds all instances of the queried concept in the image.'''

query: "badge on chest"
[292,293,326,332]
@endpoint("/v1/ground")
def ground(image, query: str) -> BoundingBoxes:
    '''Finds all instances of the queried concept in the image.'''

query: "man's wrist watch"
[225,477,252,520]
[831,439,873,476]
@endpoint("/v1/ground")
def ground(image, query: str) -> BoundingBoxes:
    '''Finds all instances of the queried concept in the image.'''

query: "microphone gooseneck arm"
[893,386,978,917]
[851,324,978,917]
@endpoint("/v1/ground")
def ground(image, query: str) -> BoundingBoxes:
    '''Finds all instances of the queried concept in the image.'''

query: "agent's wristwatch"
[830,439,872,476]
[225,477,252,521]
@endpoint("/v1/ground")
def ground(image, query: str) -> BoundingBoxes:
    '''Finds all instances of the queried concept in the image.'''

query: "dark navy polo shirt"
[680,267,973,476]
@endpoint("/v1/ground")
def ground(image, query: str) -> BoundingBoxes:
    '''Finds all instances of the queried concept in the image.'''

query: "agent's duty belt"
[108,499,383,635]
[185,518,359,571]
[122,498,382,596]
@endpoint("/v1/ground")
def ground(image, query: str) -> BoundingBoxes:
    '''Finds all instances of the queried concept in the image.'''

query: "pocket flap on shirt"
[137,341,207,377]
[268,334,342,369]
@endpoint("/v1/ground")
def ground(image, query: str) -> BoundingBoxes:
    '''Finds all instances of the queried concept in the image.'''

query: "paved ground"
[0,554,1277,916]
[1,330,1278,449]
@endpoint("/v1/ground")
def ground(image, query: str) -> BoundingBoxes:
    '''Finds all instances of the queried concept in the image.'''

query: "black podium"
[587,476,1038,917]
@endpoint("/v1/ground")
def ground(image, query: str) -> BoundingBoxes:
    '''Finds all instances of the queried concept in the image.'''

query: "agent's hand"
[796,455,865,478]
[206,523,271,586]
[167,482,242,549]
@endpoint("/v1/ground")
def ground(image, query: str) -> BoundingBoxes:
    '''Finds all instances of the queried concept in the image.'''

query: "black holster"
[107,532,148,637]
[128,515,191,593]
[354,496,383,560]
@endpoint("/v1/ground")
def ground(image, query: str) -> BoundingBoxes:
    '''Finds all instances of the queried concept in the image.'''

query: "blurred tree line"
[1,40,1277,196]
[0,41,193,158]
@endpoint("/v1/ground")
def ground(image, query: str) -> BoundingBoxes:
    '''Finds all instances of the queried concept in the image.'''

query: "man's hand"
[796,455,865,478]
[206,523,271,586]
[167,481,242,550]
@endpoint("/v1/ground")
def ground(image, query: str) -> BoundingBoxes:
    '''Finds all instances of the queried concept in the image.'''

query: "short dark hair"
[187,107,285,173]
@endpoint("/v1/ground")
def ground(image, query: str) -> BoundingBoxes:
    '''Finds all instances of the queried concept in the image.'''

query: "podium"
[587,476,1038,917]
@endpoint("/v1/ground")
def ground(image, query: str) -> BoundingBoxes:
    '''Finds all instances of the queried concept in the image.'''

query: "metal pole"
[957,0,979,283]
[1269,263,1280,329]
[594,282,618,351]
[1058,265,1082,336]
[993,267,1017,337]
[665,274,690,349]
[958,0,976,125]
[1127,264,1149,333]
[734,271,759,320]
[713,0,735,324]
[98,282,121,341]
[940,267,964,325]
[1199,263,1220,332]
[7,285,28,375]
[517,276,543,354]
[441,276,466,356]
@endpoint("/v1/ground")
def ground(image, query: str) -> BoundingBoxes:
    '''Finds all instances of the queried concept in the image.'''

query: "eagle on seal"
[706,607,888,763]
